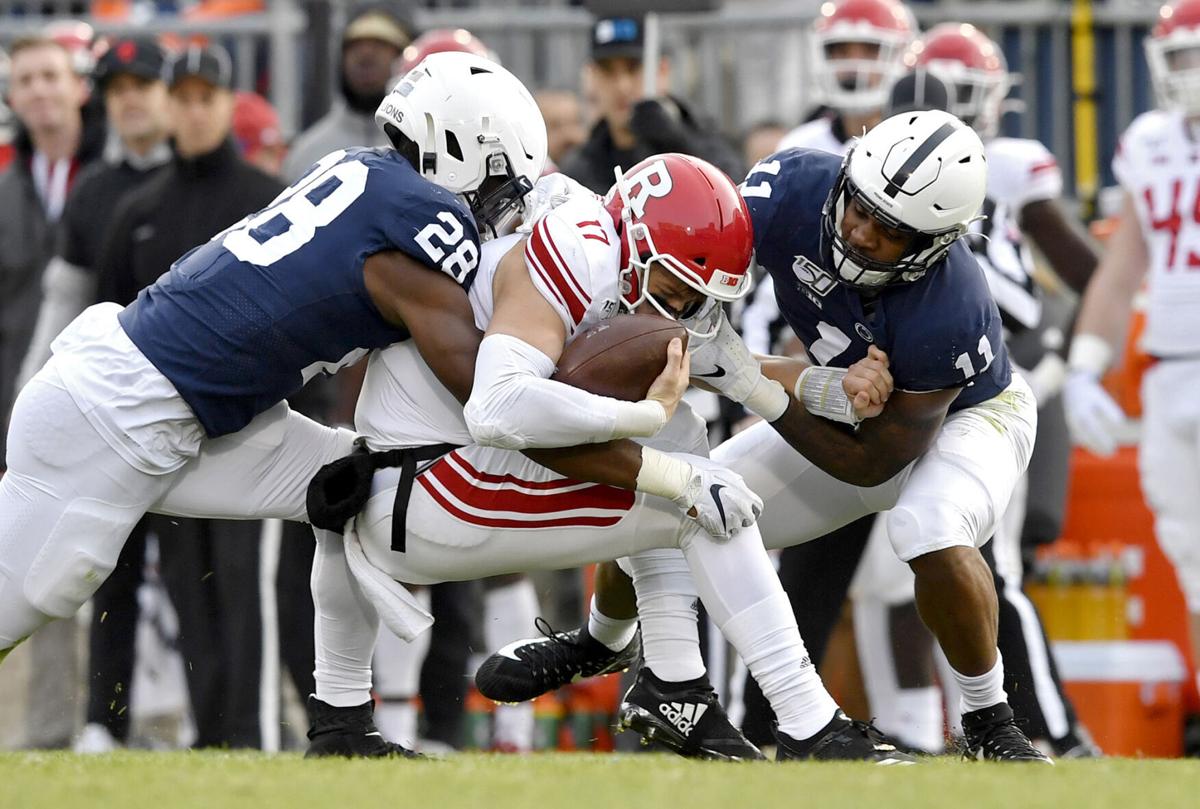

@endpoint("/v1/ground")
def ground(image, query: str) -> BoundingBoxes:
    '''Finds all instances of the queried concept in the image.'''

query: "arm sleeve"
[16,256,96,389]
[463,333,665,450]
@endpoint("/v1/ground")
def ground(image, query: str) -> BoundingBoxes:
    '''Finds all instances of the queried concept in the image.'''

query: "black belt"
[370,443,461,552]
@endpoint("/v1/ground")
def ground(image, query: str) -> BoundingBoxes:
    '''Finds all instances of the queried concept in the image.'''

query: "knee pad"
[24,499,137,618]
[1155,517,1200,612]
[886,496,977,564]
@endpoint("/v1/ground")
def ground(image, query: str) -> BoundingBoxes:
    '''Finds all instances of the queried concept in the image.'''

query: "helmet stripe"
[882,120,958,197]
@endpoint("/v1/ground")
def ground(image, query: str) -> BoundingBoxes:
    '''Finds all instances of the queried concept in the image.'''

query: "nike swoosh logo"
[693,365,727,379]
[709,484,728,530]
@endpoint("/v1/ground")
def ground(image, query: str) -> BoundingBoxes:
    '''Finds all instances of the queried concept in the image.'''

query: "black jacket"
[559,96,745,194]
[96,138,284,306]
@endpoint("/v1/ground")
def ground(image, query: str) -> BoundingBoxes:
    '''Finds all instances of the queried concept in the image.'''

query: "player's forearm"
[766,398,900,487]
[464,334,666,450]
[523,440,643,490]
[1021,200,1099,294]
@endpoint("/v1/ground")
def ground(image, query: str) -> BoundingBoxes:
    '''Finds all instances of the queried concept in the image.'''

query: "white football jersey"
[778,116,851,157]
[354,194,623,450]
[970,137,1063,332]
[1114,109,1200,356]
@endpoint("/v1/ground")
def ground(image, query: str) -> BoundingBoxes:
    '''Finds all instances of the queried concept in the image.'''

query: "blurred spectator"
[94,44,284,749]
[535,88,585,170]
[233,91,286,177]
[13,37,174,754]
[0,47,12,171]
[284,2,415,180]
[0,34,104,750]
[740,119,787,168]
[560,13,743,193]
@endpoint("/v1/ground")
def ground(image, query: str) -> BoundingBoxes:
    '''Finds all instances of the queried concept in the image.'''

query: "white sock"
[679,522,839,740]
[953,653,1008,715]
[373,588,433,699]
[492,703,534,752]
[720,592,838,740]
[587,594,637,651]
[627,549,705,682]
[483,578,540,651]
[375,700,418,748]
[889,686,945,753]
[312,529,380,707]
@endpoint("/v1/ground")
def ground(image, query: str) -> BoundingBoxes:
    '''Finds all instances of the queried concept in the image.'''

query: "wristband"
[635,447,695,504]
[612,399,668,439]
[743,376,791,422]
[794,365,860,426]
[1066,333,1113,378]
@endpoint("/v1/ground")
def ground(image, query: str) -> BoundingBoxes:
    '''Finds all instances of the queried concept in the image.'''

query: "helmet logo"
[621,159,674,219]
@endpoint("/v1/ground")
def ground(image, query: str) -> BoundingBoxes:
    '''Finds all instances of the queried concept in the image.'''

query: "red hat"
[232,91,283,159]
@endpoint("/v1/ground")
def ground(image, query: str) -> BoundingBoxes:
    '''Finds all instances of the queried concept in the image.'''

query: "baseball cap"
[590,15,644,62]
[344,5,415,51]
[232,91,283,158]
[94,38,167,91]
[168,44,233,90]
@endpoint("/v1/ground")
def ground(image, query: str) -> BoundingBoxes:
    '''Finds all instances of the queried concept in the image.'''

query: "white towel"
[342,518,434,642]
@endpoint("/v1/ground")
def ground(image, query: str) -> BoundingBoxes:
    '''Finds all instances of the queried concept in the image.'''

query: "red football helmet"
[1148,0,1200,116]
[907,23,1010,139]
[396,28,494,76]
[604,154,754,337]
[810,0,916,114]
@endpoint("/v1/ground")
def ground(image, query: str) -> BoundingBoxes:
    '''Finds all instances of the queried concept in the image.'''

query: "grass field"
[1,752,1194,809]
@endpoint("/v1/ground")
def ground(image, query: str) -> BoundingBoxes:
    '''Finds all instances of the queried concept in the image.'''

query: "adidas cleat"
[962,703,1054,763]
[775,711,917,765]
[475,618,640,703]
[617,668,765,761]
[305,696,421,759]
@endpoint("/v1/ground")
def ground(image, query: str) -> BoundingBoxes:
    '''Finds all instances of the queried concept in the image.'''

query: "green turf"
[0,752,1194,809]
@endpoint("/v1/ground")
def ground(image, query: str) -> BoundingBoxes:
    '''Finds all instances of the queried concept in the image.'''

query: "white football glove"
[518,173,594,232]
[1062,370,1126,457]
[688,307,762,403]
[671,453,763,540]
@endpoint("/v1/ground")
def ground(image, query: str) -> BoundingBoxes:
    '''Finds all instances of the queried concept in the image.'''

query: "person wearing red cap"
[233,91,287,177]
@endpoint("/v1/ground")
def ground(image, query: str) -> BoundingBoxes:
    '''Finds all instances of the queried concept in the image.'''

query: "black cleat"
[305,696,421,759]
[775,711,917,765]
[475,618,640,703]
[962,703,1053,763]
[617,668,765,761]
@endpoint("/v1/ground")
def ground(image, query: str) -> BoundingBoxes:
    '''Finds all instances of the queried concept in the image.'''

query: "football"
[552,313,688,402]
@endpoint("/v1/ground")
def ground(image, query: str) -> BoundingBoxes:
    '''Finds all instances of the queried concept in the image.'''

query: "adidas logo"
[658,701,708,736]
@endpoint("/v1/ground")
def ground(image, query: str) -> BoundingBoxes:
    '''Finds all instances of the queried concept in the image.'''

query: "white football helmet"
[823,109,987,288]
[376,52,548,236]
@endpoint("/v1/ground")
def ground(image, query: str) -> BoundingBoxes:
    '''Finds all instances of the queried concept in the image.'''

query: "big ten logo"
[621,160,673,219]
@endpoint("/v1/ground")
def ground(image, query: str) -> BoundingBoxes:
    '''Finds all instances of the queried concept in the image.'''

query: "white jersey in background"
[777,116,850,156]
[972,137,1063,332]
[1114,108,1200,357]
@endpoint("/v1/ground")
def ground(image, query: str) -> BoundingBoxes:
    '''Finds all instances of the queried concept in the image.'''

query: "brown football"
[552,312,688,402]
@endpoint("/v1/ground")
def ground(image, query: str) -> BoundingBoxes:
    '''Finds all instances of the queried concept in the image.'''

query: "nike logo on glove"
[693,365,727,379]
[709,483,728,531]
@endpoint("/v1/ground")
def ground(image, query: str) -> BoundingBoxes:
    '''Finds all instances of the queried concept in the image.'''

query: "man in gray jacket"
[283,3,415,179]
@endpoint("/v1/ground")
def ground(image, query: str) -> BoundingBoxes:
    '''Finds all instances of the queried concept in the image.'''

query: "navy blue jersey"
[741,148,1010,411]
[120,148,480,437]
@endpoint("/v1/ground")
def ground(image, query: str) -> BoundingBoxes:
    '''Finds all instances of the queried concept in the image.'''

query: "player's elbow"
[464,397,530,450]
